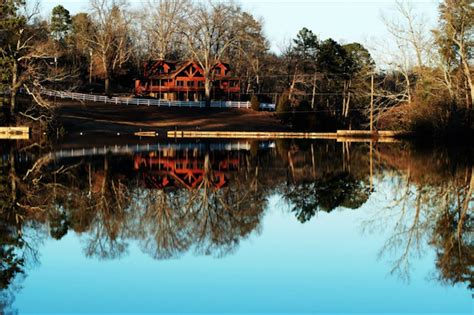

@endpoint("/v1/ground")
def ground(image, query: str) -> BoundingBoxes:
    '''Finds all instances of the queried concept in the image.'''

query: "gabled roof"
[171,61,205,78]
[145,60,235,80]
[145,59,178,77]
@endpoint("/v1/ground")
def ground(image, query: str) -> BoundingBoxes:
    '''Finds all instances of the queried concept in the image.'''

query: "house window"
[176,80,184,87]
[187,81,194,87]
[215,68,221,75]
[198,81,204,87]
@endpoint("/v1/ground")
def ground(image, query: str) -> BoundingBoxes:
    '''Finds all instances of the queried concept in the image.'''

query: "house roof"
[145,60,236,80]
[171,61,205,79]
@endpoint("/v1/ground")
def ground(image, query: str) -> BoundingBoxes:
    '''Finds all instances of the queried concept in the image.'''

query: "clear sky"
[38,0,440,60]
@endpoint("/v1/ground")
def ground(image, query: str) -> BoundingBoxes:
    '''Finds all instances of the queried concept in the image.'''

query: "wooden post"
[370,74,374,133]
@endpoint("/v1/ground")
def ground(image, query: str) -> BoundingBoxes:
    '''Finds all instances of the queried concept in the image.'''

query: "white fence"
[41,89,276,111]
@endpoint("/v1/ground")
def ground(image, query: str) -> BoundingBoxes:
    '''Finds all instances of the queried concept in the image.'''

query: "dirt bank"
[57,100,288,138]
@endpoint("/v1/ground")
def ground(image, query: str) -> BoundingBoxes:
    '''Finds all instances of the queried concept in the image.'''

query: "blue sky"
[39,0,440,61]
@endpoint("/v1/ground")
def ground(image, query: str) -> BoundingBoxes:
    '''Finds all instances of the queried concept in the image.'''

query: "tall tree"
[342,42,375,118]
[181,1,242,105]
[142,0,190,60]
[50,5,72,43]
[77,0,134,94]
[0,0,57,116]
[292,27,319,107]
[435,0,473,108]
[0,0,27,110]
[293,27,318,67]
[229,12,269,95]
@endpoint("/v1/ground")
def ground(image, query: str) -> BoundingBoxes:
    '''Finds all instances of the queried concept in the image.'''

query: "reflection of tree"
[284,171,370,223]
[129,150,269,259]
[135,189,191,259]
[374,183,432,281]
[367,145,473,288]
[0,146,43,315]
[185,154,265,257]
[82,155,132,260]
[0,227,24,291]
[0,223,24,315]
[0,138,471,312]
[431,168,473,290]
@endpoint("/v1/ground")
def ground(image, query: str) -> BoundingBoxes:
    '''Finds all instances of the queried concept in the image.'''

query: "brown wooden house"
[134,60,240,101]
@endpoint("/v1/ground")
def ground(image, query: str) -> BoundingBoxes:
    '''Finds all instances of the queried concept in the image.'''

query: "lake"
[0,138,472,314]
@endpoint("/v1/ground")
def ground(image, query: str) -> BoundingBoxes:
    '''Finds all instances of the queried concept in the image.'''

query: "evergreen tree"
[293,27,318,66]
[50,5,72,43]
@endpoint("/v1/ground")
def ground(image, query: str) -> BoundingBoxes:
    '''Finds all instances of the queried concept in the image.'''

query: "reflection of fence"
[41,89,276,110]
[48,141,259,159]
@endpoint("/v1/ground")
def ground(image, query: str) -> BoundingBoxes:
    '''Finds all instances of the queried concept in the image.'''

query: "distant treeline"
[0,0,472,136]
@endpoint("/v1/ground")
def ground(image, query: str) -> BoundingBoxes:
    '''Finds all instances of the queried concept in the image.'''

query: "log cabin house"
[134,60,240,101]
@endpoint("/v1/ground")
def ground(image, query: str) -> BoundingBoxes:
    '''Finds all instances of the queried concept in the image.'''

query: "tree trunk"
[455,40,473,109]
[311,74,317,109]
[442,66,455,102]
[461,58,473,109]
[10,61,18,116]
[105,76,110,96]
[256,73,261,94]
[102,56,110,95]
[204,78,211,107]
[342,80,348,117]
[289,64,298,101]
[403,71,412,104]
[344,79,352,118]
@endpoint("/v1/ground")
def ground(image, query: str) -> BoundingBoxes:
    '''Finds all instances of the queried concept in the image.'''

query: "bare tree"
[180,1,242,105]
[78,0,134,94]
[383,1,432,75]
[228,12,269,94]
[141,0,190,60]
[379,0,434,106]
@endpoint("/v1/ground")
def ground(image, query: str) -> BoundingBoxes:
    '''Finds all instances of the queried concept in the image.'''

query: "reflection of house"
[134,60,240,101]
[134,151,240,190]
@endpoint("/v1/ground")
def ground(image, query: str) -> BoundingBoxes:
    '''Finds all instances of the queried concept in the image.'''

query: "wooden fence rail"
[41,89,276,111]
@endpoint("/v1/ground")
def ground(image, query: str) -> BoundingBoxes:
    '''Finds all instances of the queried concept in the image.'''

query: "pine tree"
[50,5,72,43]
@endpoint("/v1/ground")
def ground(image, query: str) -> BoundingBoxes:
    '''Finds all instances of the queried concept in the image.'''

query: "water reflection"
[0,139,472,312]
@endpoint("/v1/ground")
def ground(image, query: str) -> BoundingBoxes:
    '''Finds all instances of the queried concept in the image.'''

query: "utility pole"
[370,73,374,133]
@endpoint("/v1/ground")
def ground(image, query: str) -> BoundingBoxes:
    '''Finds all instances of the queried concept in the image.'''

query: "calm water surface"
[0,139,472,314]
